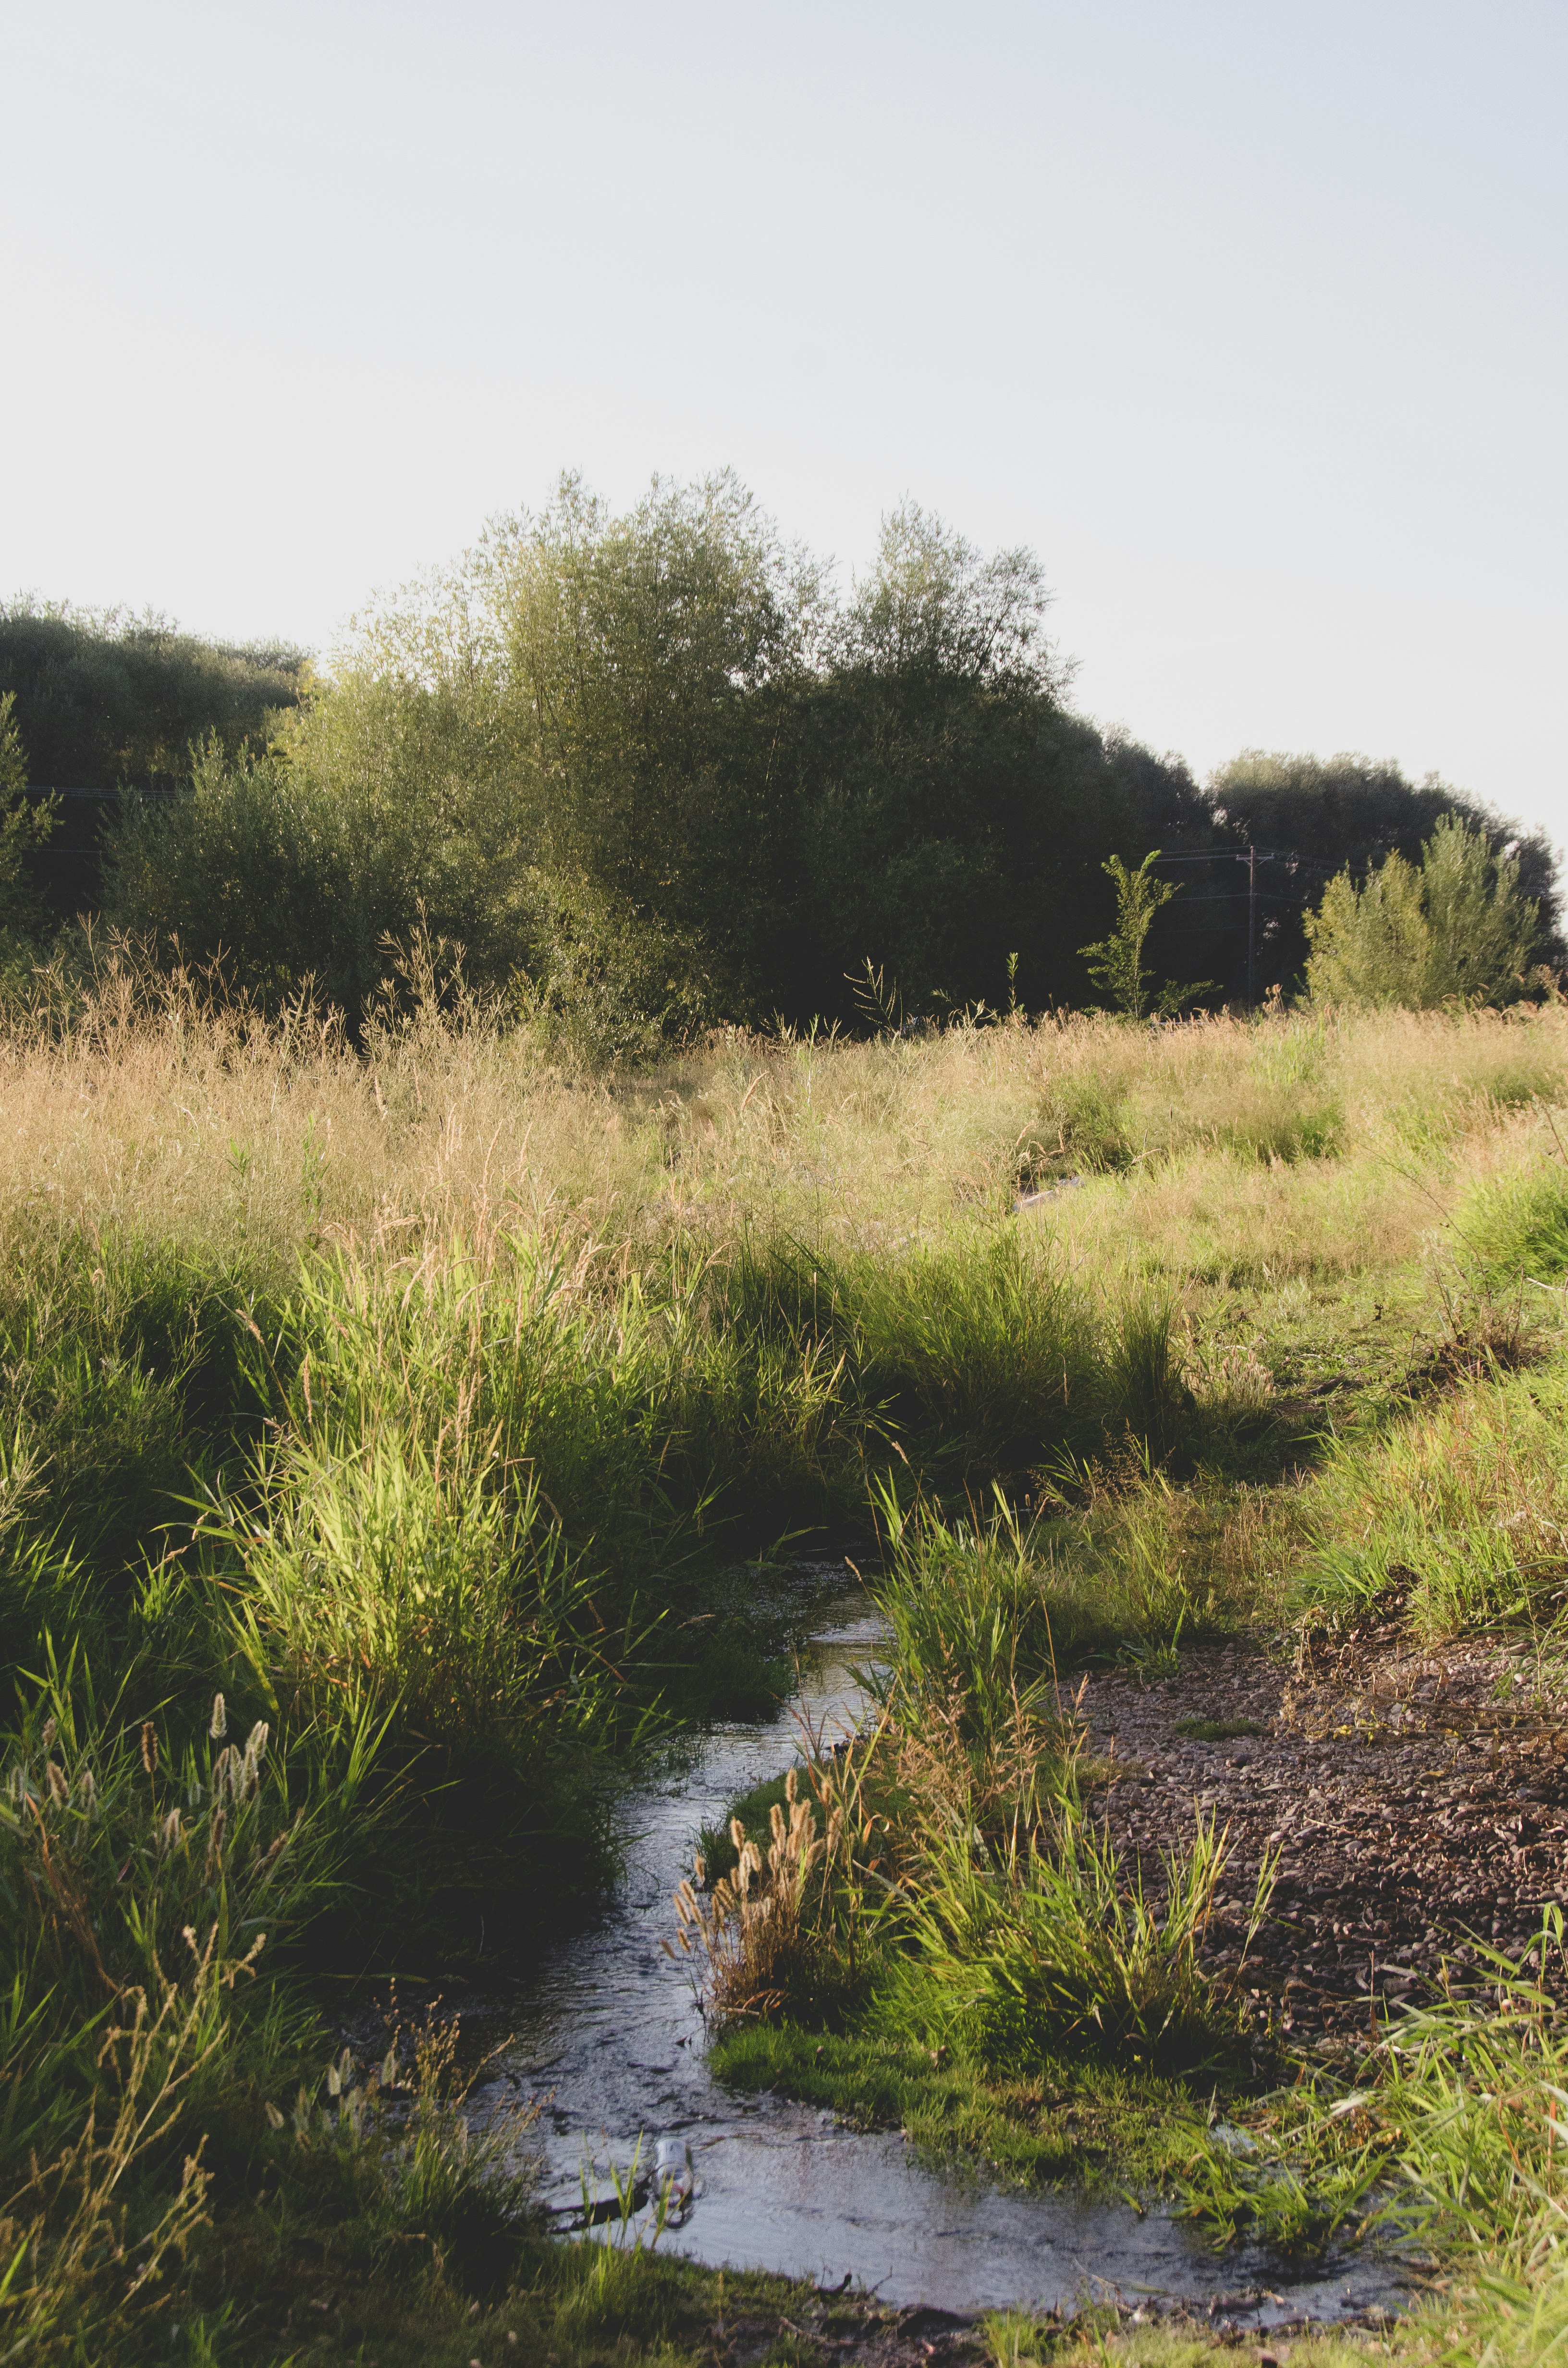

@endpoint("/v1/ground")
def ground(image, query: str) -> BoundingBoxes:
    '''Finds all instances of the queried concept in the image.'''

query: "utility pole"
[1235,845,1273,1007]
[1246,844,1257,1008]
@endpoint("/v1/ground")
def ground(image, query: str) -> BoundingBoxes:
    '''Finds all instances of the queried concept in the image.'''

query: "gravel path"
[1083,1627,1568,2043]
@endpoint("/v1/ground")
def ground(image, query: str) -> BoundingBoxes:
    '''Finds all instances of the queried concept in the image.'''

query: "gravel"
[1082,1626,1568,2041]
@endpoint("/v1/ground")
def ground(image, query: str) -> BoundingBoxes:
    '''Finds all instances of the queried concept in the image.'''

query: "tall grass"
[1291,1340,1568,1642]
[1177,1932,1568,2362]
[888,1803,1273,2074]
[684,1490,1271,2089]
[4,962,1568,2349]
[0,939,1561,1283]
[867,1475,1237,1693]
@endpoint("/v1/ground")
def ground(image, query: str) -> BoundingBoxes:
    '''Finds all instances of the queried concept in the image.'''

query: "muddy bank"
[446,1578,1402,2319]
[684,2282,1402,2368]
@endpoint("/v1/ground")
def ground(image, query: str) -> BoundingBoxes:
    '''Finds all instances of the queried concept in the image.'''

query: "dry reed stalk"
[669,1768,848,2023]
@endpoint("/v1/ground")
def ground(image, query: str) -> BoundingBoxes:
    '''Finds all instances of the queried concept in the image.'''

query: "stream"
[470,1566,1408,2326]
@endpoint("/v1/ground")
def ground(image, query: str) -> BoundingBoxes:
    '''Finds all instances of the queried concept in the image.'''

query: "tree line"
[0,480,1557,1043]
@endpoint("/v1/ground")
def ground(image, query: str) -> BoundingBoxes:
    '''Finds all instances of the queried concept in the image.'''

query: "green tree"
[1078,851,1204,1019]
[1207,749,1560,998]
[0,602,311,924]
[1303,815,1541,1008]
[0,692,59,950]
[789,512,1217,1022]
[0,603,310,792]
[481,469,820,1026]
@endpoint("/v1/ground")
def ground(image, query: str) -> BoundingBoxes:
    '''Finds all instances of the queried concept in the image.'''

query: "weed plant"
[680,1488,1275,2197]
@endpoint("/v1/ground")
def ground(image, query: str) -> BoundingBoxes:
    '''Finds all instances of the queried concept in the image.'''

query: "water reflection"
[474,1567,1402,2323]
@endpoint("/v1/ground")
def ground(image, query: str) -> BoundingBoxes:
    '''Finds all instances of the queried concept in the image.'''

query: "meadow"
[7,948,1568,2363]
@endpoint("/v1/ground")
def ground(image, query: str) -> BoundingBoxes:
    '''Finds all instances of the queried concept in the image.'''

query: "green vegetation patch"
[713,2023,1216,2194]
[1291,1330,1568,1644]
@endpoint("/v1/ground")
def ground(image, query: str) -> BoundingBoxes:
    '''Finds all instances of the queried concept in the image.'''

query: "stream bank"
[449,1568,1409,2326]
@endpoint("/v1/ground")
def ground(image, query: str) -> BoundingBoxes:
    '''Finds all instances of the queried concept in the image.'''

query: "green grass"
[9,1005,1568,2359]
[1290,1329,1568,1643]
[712,2023,1219,2195]
[1458,1153,1568,1284]
[0,1210,1262,2361]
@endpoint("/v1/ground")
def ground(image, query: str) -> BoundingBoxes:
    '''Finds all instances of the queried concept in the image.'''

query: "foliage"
[101,731,532,1022]
[1458,1151,1568,1284]
[1289,1332,1568,1644]
[1176,1935,1568,2367]
[22,515,1563,1038]
[889,1803,1272,2073]
[0,1948,222,2361]
[1304,814,1542,1010]
[3,981,1568,2349]
[672,1764,873,2027]
[0,602,309,793]
[0,691,58,955]
[1210,746,1562,1000]
[682,1484,1269,2098]
[1078,851,1210,1020]
[95,476,1233,1033]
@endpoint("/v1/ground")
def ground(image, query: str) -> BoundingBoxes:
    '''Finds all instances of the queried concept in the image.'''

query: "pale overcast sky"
[3,1,1564,843]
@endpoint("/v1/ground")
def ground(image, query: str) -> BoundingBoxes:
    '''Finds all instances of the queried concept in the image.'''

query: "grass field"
[6,953,1568,2362]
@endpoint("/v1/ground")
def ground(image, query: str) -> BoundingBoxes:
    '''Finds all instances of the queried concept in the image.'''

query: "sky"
[3,0,1565,843]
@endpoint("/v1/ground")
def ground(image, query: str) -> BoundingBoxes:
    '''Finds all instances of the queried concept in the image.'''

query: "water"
[471,1568,1407,2325]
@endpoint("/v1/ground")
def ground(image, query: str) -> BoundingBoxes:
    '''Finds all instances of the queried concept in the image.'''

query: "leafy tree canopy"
[1208,750,1560,996]
[0,601,310,792]
[30,478,1555,1044]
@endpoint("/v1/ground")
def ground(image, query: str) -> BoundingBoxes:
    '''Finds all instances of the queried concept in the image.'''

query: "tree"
[787,514,1216,1022]
[836,502,1058,689]
[481,469,820,1025]
[0,693,59,950]
[0,603,309,791]
[1078,851,1211,1019]
[1207,749,1561,997]
[0,602,311,921]
[1303,816,1542,1008]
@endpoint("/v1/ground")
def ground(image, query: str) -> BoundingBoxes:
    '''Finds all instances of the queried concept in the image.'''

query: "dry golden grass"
[671,1764,855,2023]
[0,946,1563,1303]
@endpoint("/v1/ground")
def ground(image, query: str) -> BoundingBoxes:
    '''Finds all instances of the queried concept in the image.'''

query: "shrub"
[1305,814,1542,1010]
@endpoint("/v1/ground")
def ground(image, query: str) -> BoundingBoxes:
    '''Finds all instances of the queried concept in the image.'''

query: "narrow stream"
[474,1569,1406,2325]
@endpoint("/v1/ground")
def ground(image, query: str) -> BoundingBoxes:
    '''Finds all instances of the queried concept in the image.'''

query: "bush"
[1305,814,1542,1010]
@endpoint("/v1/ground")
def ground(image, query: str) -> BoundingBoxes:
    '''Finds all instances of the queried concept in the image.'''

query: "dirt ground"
[1082,1617,1568,2043]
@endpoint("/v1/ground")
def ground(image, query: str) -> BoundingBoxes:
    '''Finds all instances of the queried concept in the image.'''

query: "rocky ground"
[708,2286,1397,2364]
[1083,1617,1568,2043]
